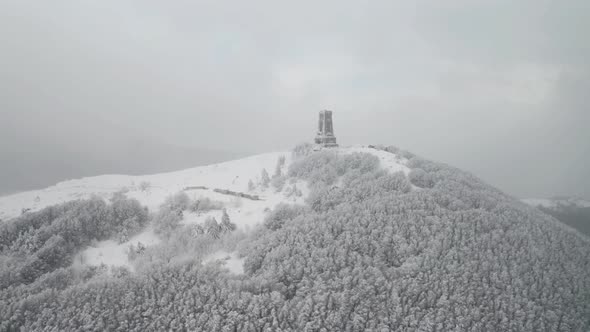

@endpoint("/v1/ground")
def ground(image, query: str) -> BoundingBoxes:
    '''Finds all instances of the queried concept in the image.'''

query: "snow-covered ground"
[343,146,411,175]
[0,151,292,221]
[0,145,409,271]
[0,145,407,221]
[74,228,160,271]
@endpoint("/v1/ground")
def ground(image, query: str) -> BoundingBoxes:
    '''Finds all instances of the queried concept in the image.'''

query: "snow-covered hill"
[0,146,409,222]
[0,145,410,271]
[3,144,590,331]
[0,151,291,222]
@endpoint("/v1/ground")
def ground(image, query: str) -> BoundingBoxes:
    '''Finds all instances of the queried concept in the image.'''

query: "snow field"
[1,146,409,272]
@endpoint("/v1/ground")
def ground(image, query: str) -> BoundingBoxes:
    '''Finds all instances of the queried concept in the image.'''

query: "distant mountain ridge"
[0,138,239,196]
[522,196,590,209]
[0,110,241,195]
[523,196,590,236]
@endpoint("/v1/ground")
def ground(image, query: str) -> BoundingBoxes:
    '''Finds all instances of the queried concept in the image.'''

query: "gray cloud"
[1,0,588,198]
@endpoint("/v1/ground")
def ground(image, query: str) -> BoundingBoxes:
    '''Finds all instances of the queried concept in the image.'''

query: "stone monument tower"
[314,110,338,147]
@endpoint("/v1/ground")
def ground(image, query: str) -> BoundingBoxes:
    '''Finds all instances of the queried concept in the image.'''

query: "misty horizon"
[2,108,588,200]
[1,1,589,199]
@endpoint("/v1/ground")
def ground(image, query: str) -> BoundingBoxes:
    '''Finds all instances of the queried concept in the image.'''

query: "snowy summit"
[0,145,410,272]
[2,141,589,331]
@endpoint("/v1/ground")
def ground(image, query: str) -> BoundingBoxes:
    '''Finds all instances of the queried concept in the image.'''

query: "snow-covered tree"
[274,155,286,177]
[260,168,270,188]
[204,217,221,239]
[220,209,236,233]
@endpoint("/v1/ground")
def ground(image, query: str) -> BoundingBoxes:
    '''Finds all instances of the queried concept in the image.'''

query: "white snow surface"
[74,228,160,271]
[0,145,409,270]
[0,151,293,221]
[343,146,411,175]
[0,146,407,222]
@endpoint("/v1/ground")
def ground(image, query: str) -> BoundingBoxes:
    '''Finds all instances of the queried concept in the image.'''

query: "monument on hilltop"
[314,110,338,147]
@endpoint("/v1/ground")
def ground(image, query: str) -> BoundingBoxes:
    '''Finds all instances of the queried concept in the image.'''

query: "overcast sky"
[1,0,589,199]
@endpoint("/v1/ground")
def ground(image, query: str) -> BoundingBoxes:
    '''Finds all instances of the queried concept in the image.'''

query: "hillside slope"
[0,146,408,271]
[0,146,408,221]
[1,144,589,331]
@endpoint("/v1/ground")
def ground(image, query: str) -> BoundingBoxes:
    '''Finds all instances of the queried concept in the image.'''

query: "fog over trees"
[538,205,590,237]
[1,146,589,331]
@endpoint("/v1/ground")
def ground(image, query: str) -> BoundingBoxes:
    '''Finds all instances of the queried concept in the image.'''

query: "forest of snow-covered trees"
[1,145,589,331]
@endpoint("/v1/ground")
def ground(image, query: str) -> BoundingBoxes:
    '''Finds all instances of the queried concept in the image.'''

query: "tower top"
[314,110,338,147]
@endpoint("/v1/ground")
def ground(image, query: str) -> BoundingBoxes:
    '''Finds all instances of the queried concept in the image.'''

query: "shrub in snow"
[407,156,444,173]
[263,203,307,231]
[163,192,190,211]
[274,155,286,178]
[191,224,205,237]
[154,208,182,236]
[111,266,131,278]
[139,181,151,192]
[408,168,435,188]
[118,229,129,244]
[127,242,145,261]
[289,151,380,189]
[271,175,286,193]
[190,196,224,213]
[292,142,314,158]
[285,184,302,198]
[289,150,339,181]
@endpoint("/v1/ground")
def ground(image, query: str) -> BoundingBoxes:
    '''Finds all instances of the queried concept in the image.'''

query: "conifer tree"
[204,217,221,239]
[260,169,270,188]
[220,209,236,233]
